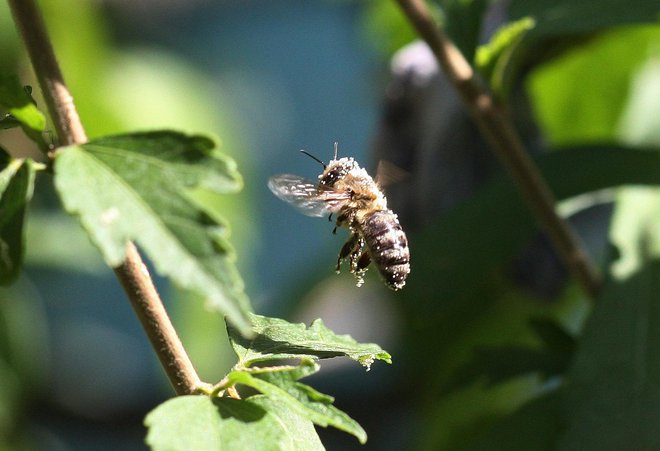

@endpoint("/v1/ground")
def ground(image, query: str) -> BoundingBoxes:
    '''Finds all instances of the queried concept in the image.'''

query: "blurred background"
[0,0,659,450]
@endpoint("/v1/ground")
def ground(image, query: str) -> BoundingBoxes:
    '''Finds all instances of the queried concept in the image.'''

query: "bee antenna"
[333,142,338,160]
[300,149,326,169]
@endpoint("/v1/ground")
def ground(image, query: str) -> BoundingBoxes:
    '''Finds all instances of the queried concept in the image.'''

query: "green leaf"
[439,0,489,64]
[227,313,392,370]
[401,145,660,330]
[227,359,367,444]
[145,394,323,451]
[0,75,45,133]
[53,131,252,334]
[467,390,562,451]
[559,189,660,449]
[447,344,570,392]
[509,0,660,38]
[0,152,36,285]
[475,17,536,96]
[527,27,660,145]
[528,317,576,355]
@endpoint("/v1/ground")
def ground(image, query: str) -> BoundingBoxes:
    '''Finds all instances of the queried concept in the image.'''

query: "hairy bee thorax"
[319,157,388,214]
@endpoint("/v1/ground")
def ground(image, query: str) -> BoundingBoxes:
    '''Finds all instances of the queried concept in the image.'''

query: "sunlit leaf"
[0,75,45,133]
[475,17,536,96]
[53,131,252,334]
[145,394,323,451]
[227,313,391,370]
[227,359,367,444]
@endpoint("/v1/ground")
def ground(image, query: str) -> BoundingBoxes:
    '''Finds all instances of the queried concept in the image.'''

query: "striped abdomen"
[362,210,410,290]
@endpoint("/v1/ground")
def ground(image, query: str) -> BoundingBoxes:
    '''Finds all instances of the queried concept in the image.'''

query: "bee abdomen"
[362,210,410,290]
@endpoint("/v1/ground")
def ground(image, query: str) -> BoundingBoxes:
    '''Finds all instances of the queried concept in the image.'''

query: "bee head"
[319,157,357,187]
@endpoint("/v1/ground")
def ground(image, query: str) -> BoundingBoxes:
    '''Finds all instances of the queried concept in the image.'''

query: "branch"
[395,0,601,298]
[8,0,203,395]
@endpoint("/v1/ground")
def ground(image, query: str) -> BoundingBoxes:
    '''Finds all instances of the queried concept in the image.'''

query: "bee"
[268,143,410,290]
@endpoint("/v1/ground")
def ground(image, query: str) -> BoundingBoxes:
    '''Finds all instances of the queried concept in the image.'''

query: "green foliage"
[0,75,48,150]
[528,26,660,145]
[53,131,252,333]
[226,361,366,444]
[475,17,536,97]
[227,313,391,369]
[145,314,391,447]
[437,0,489,63]
[508,0,660,37]
[0,76,44,133]
[557,188,660,449]
[224,313,392,443]
[145,395,324,451]
[0,150,36,285]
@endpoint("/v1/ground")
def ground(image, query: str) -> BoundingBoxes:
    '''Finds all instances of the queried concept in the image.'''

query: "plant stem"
[395,0,601,298]
[8,0,202,395]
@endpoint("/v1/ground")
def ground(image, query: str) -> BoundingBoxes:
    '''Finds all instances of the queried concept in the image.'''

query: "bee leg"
[332,213,347,235]
[328,213,333,222]
[357,251,371,270]
[336,233,360,273]
[352,248,369,288]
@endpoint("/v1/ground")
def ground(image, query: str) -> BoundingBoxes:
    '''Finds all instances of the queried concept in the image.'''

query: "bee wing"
[268,174,350,217]
[375,160,409,188]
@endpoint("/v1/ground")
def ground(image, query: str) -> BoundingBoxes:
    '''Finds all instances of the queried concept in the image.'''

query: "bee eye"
[321,168,342,186]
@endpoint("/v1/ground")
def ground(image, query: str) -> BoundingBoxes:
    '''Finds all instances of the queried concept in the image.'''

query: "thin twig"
[395,0,601,298]
[8,0,203,394]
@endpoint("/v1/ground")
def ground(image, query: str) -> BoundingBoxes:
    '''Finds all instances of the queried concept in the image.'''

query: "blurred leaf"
[528,317,576,354]
[509,0,660,37]
[0,75,44,133]
[0,74,48,150]
[438,0,489,63]
[53,131,252,334]
[0,114,20,130]
[467,390,562,451]
[403,145,660,336]
[527,26,660,145]
[475,17,536,97]
[559,187,660,449]
[145,394,323,451]
[227,313,391,370]
[0,152,36,285]
[227,359,367,444]
[447,342,569,392]
[361,2,423,57]
[560,269,660,448]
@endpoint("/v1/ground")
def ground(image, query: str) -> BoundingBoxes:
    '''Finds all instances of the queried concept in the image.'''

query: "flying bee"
[268,143,410,290]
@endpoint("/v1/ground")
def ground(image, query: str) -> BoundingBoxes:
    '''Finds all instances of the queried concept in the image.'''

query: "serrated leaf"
[0,75,45,133]
[53,131,252,334]
[228,360,367,444]
[227,313,391,370]
[0,152,36,285]
[145,394,323,451]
